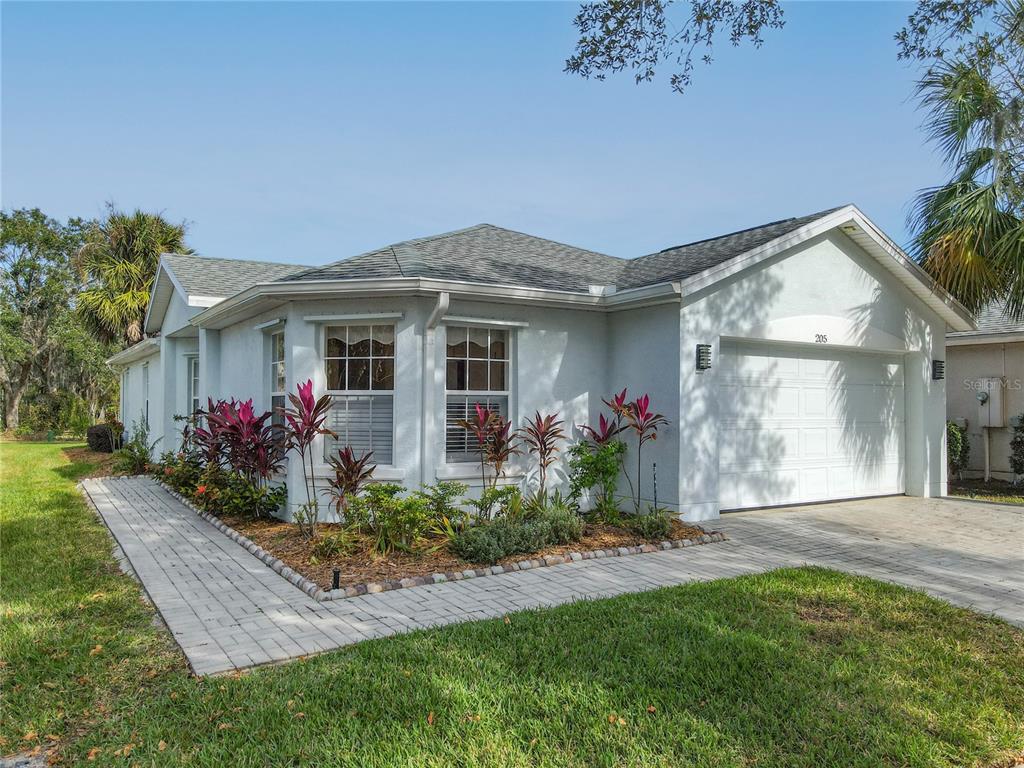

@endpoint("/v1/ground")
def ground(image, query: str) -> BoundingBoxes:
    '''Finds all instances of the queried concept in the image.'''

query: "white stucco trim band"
[302,311,405,323]
[440,315,530,328]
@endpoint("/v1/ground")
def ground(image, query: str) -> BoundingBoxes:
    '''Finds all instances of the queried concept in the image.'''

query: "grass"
[2,442,1023,767]
[949,479,1024,505]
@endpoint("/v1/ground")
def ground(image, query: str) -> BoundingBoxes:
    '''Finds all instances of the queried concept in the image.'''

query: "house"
[109,204,974,520]
[946,301,1024,481]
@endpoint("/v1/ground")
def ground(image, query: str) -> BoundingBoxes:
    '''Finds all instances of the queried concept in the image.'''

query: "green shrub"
[626,508,674,540]
[468,485,522,522]
[450,505,583,564]
[155,451,202,494]
[220,475,287,518]
[536,503,584,544]
[415,481,469,527]
[1011,414,1024,478]
[348,484,433,554]
[568,440,626,511]
[946,421,970,478]
[112,420,158,475]
[312,529,357,559]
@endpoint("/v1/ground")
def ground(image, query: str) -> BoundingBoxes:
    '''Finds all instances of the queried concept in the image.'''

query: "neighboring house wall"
[675,231,947,519]
[946,340,1024,480]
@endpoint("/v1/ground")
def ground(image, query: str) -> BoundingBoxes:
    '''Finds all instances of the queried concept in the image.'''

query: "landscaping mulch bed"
[61,446,119,479]
[221,515,707,591]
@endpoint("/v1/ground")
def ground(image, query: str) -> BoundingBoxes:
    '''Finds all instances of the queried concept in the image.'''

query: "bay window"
[324,324,394,464]
[445,326,509,462]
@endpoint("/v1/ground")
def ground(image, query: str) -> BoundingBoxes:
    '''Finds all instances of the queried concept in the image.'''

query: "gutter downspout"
[421,292,450,487]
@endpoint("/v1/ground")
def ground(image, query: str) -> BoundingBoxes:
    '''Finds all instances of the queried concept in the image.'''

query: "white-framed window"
[445,326,509,462]
[323,324,395,464]
[142,362,150,428]
[187,356,200,415]
[270,331,286,427]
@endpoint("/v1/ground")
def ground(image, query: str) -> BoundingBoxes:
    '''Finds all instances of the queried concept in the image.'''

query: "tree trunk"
[3,363,31,431]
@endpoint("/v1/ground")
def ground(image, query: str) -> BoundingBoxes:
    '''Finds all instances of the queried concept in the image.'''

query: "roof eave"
[106,337,160,367]
[188,277,684,330]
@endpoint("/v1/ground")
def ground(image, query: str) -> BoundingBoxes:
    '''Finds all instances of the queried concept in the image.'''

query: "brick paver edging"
[154,479,727,602]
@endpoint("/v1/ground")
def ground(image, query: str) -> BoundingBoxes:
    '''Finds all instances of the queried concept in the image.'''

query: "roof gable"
[144,253,311,335]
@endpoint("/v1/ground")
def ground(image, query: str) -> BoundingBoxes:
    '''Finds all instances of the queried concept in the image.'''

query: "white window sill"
[310,464,406,482]
[435,463,526,482]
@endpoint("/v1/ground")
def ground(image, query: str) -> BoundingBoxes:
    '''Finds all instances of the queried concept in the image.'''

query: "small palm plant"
[520,411,565,501]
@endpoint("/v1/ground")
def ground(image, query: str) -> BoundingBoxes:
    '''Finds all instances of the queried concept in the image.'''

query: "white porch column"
[198,328,221,405]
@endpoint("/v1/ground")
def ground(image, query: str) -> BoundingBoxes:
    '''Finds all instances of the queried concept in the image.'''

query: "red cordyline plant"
[520,411,565,498]
[283,379,335,539]
[327,447,376,520]
[457,403,500,490]
[192,397,232,466]
[486,417,519,486]
[205,398,284,487]
[623,394,669,513]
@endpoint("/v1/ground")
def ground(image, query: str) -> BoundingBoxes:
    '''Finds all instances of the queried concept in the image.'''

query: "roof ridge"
[477,223,623,262]
[163,252,312,270]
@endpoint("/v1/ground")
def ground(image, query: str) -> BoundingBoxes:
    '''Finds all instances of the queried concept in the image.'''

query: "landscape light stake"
[653,462,657,510]
[332,568,341,591]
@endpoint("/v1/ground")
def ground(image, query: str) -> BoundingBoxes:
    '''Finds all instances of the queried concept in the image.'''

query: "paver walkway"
[81,477,1023,675]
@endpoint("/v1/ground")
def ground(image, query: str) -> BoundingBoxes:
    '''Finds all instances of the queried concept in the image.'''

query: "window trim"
[186,356,200,416]
[320,322,397,467]
[443,325,514,464]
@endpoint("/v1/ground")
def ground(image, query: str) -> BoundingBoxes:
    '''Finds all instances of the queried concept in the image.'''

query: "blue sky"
[3,1,943,266]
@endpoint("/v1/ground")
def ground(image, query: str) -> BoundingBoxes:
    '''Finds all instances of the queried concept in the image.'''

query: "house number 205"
[814,334,828,343]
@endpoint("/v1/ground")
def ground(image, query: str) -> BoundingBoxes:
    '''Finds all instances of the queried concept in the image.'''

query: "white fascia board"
[106,338,160,367]
[187,295,224,307]
[676,205,975,332]
[189,278,683,330]
[946,331,1024,346]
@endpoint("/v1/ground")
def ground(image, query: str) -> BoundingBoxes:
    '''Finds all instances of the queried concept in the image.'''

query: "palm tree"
[909,1,1024,320]
[76,207,192,345]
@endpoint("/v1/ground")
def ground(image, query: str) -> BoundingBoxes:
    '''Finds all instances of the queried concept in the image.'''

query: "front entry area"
[719,340,906,510]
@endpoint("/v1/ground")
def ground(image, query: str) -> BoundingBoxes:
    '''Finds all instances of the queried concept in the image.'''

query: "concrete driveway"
[714,495,1024,626]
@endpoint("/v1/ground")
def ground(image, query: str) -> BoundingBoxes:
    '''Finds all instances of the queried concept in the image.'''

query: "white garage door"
[719,341,905,510]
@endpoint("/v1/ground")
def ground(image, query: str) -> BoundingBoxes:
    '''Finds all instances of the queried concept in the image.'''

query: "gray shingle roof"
[279,224,625,293]
[163,253,311,298]
[277,208,845,293]
[618,207,844,289]
[949,299,1024,337]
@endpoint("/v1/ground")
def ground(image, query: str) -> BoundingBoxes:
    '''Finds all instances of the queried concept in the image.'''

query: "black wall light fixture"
[696,344,712,371]
[932,360,945,380]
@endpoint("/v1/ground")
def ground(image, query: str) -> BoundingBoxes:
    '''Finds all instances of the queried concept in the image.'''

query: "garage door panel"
[720,342,905,510]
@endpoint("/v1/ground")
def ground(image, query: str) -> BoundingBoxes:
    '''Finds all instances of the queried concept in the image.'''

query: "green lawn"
[2,443,1023,767]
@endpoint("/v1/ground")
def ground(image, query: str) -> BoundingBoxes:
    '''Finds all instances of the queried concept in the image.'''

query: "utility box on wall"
[974,377,1005,428]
